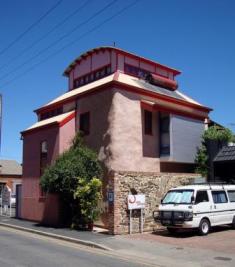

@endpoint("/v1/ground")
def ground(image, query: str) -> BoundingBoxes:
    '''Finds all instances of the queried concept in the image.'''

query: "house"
[0,159,22,194]
[213,145,235,182]
[21,47,211,233]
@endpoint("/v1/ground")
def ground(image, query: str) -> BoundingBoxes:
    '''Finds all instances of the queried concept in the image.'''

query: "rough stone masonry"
[107,171,199,234]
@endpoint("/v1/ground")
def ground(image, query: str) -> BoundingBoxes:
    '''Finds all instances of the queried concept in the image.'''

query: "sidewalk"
[1,216,235,267]
[0,216,113,250]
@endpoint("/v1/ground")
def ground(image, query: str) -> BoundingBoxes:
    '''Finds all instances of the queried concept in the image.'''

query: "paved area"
[129,226,235,254]
[1,216,235,266]
[0,227,147,267]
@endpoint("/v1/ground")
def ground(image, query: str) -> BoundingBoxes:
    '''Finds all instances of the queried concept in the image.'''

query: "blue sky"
[0,0,234,162]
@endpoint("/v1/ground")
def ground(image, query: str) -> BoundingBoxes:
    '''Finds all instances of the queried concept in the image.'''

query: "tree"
[40,133,103,228]
[195,126,234,177]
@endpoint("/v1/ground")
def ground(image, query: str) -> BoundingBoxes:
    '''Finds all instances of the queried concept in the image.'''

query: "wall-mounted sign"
[128,194,145,210]
[108,191,114,203]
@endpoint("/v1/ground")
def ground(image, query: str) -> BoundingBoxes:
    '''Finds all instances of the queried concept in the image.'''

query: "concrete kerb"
[0,222,112,251]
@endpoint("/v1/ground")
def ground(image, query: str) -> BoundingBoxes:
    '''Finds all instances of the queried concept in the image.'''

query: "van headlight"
[184,211,193,221]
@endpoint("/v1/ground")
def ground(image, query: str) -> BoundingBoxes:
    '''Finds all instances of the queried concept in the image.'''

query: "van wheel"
[231,216,235,229]
[198,219,210,236]
[167,227,178,235]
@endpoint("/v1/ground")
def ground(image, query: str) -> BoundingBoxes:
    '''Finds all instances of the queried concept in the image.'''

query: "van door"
[194,190,213,224]
[211,190,230,225]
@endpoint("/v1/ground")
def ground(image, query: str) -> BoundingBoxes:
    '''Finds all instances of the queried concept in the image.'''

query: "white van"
[154,184,235,235]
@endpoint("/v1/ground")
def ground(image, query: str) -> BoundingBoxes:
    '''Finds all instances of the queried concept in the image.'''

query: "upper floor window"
[40,141,48,175]
[40,107,63,121]
[160,112,170,156]
[144,110,152,135]
[74,65,111,89]
[80,112,90,135]
[124,64,149,79]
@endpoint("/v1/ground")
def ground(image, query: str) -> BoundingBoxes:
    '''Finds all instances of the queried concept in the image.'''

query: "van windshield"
[162,190,194,204]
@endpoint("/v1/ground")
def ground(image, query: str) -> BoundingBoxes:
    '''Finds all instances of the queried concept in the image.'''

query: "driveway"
[129,226,235,254]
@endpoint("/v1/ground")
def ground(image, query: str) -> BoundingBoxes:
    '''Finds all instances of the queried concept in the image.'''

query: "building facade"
[21,47,211,232]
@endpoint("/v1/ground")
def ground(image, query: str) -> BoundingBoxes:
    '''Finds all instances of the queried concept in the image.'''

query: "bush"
[40,133,103,228]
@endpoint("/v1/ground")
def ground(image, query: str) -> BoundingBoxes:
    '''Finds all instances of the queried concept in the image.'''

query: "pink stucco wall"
[59,117,75,154]
[76,87,161,172]
[22,125,59,221]
[22,118,75,222]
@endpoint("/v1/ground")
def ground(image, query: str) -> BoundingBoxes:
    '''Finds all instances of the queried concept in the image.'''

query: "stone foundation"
[108,171,200,234]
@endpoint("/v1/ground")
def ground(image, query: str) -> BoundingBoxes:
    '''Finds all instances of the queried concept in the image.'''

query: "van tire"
[167,227,178,235]
[231,216,235,229]
[198,218,210,236]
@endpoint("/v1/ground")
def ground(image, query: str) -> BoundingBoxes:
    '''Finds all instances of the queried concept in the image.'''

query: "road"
[0,227,154,267]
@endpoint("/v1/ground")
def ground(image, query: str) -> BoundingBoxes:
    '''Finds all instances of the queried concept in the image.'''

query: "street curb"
[0,222,112,251]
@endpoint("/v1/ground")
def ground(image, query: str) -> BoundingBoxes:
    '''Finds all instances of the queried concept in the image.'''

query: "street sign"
[128,194,145,210]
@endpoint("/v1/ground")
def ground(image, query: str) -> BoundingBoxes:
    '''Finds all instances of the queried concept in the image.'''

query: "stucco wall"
[22,126,59,221]
[170,115,205,163]
[76,87,161,172]
[59,117,75,154]
[110,89,160,172]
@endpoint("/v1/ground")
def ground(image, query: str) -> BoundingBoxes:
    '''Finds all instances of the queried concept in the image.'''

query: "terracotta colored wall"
[110,88,160,172]
[76,87,161,173]
[22,126,59,221]
[59,117,75,154]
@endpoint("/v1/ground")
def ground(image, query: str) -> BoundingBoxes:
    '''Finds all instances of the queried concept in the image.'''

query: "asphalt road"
[0,227,154,267]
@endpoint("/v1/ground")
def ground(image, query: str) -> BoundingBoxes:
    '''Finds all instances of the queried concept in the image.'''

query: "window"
[160,112,170,155]
[73,65,112,89]
[80,112,90,135]
[144,110,152,135]
[163,190,194,204]
[40,141,48,176]
[124,64,149,79]
[228,191,235,202]
[195,191,209,203]
[212,191,228,203]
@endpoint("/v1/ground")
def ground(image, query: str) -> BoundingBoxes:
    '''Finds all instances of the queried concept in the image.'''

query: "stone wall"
[108,171,200,234]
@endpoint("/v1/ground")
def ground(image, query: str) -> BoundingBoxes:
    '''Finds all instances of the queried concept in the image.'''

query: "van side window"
[195,191,209,203]
[227,191,235,202]
[212,191,228,204]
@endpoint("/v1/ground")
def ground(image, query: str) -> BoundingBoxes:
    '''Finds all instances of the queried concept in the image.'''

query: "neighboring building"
[0,159,22,194]
[21,47,211,233]
[213,145,235,182]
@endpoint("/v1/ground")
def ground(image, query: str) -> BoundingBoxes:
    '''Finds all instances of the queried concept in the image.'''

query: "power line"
[0,0,118,82]
[0,0,63,56]
[0,0,140,88]
[0,0,91,72]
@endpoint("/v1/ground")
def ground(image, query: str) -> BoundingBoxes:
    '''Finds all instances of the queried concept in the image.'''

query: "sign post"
[128,194,145,234]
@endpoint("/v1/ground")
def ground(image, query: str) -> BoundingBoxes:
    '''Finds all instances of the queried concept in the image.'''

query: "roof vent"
[145,73,178,91]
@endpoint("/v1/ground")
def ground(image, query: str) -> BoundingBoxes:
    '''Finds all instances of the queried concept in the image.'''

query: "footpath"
[0,216,235,267]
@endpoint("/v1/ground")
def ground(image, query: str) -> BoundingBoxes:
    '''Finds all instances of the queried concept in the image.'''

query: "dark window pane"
[195,191,209,203]
[228,191,235,202]
[144,110,152,135]
[160,113,170,155]
[80,112,90,135]
[212,191,228,203]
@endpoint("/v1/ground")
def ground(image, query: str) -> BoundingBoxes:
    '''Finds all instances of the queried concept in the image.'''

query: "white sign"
[128,194,145,210]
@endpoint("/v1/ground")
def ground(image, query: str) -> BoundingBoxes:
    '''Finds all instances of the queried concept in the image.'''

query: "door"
[211,190,230,225]
[194,190,213,224]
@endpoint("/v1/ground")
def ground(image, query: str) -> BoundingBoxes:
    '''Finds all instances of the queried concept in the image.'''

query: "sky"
[0,0,234,163]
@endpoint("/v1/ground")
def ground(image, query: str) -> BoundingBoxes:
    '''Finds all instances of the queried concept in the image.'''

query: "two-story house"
[21,47,211,233]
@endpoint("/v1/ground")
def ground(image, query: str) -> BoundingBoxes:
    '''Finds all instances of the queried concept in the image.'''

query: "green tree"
[195,126,234,177]
[40,133,103,228]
